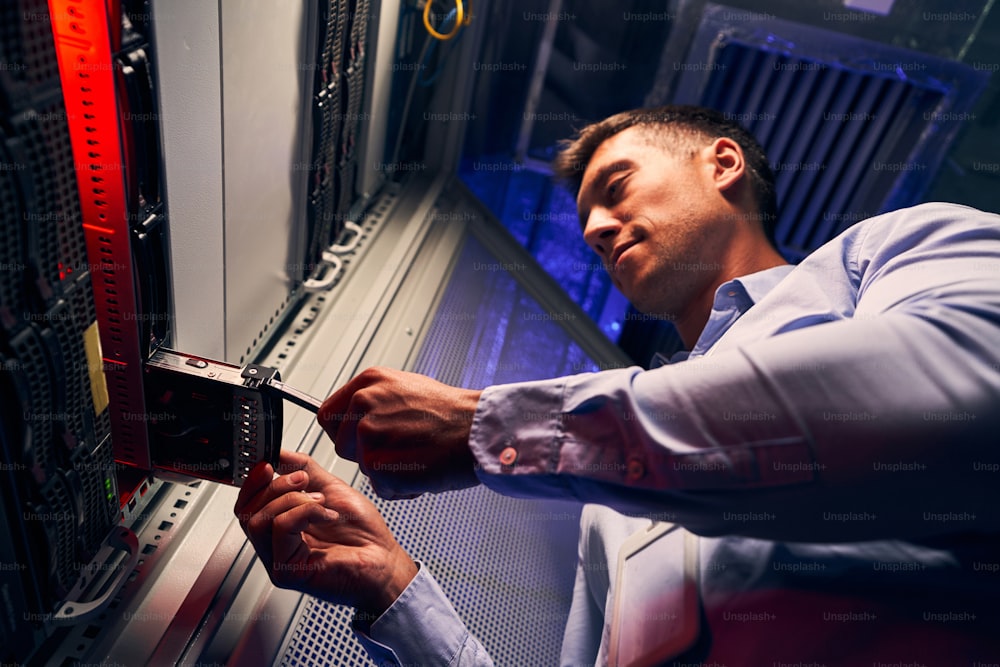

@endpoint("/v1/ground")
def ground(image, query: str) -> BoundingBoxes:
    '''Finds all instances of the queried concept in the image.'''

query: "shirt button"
[499,446,518,466]
[626,458,645,481]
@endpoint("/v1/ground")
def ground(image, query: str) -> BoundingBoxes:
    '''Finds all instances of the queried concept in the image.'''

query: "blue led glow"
[460,156,625,344]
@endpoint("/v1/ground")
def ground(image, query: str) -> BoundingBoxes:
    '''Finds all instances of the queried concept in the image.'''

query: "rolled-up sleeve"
[468,203,1000,542]
[354,564,494,666]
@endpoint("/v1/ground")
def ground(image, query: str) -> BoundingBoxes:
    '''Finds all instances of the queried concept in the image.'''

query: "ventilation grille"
[672,4,988,259]
[15,107,85,293]
[73,435,118,557]
[40,471,77,597]
[0,134,27,328]
[0,0,62,87]
[47,276,95,450]
[10,324,55,480]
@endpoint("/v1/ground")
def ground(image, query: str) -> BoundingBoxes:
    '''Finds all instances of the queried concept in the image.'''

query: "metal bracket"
[51,528,141,626]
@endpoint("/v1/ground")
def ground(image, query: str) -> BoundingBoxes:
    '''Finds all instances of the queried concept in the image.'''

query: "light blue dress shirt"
[356,202,1000,665]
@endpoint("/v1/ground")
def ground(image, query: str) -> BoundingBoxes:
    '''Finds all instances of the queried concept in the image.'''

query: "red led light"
[48,0,153,469]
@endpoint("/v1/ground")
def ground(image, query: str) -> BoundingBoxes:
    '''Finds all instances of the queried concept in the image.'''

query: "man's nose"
[583,209,621,256]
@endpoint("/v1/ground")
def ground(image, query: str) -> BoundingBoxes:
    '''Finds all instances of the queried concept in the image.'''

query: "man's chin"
[639,311,677,323]
[627,300,677,323]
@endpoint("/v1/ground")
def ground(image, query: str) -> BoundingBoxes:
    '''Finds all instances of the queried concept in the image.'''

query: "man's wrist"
[360,549,419,618]
[458,388,483,477]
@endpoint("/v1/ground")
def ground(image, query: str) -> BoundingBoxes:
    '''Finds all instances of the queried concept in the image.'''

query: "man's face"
[576,126,731,320]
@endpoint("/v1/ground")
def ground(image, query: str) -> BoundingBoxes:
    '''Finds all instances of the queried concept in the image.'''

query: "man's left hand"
[234,451,418,616]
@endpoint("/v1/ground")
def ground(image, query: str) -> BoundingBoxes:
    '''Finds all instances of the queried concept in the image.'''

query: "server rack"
[3,0,634,663]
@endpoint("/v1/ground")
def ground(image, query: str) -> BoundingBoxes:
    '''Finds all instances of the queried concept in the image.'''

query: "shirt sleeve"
[353,563,494,667]
[468,203,1000,542]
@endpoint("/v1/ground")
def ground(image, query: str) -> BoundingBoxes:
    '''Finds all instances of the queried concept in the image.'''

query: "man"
[237,105,1000,665]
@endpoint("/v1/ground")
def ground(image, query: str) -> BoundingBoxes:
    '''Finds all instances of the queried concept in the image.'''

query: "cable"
[389,23,435,171]
[391,0,471,168]
[419,8,460,86]
[423,0,465,41]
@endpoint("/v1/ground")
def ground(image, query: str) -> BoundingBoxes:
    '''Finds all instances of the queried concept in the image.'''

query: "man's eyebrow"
[589,160,635,194]
[577,159,635,225]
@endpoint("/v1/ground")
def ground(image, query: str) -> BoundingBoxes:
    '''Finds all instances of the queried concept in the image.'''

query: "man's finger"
[318,372,384,461]
[318,395,360,462]
[317,372,371,435]
[236,463,311,525]
[234,461,275,519]
[241,484,318,537]
[276,451,345,492]
[275,449,312,475]
[271,501,337,566]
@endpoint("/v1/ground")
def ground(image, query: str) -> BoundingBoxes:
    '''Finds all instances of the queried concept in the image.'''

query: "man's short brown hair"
[553,105,778,246]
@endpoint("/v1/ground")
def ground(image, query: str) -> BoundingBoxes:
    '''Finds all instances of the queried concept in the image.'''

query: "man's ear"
[705,136,746,194]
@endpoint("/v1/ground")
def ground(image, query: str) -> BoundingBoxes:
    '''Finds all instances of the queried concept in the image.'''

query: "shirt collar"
[732,264,796,305]
[656,264,794,366]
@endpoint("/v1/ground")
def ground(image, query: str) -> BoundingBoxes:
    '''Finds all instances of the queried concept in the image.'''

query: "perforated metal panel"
[280,232,604,666]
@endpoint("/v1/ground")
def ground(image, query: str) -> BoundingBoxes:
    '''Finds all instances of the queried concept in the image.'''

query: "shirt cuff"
[468,377,571,493]
[469,370,660,488]
[352,563,477,666]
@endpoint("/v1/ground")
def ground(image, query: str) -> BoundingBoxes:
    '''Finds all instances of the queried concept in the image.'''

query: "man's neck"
[674,244,788,348]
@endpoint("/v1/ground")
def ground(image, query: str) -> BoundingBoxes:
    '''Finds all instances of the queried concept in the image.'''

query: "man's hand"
[234,450,418,616]
[318,367,483,499]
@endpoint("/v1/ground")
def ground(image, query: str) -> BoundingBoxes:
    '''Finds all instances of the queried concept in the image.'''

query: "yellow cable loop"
[423,0,465,41]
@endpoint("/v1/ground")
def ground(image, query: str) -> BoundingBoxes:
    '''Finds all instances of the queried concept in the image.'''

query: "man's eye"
[607,179,623,199]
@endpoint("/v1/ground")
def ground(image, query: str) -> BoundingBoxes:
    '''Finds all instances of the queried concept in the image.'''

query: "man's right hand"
[234,450,418,616]
[317,366,483,499]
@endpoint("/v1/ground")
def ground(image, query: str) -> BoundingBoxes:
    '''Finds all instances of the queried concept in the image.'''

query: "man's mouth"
[610,239,639,272]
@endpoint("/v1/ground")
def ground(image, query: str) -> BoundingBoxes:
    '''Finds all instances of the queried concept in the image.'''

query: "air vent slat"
[850,85,940,222]
[752,55,799,149]
[814,77,897,244]
[765,66,824,169]
[742,53,781,133]
[798,73,881,248]
[773,67,843,249]
[701,41,740,112]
